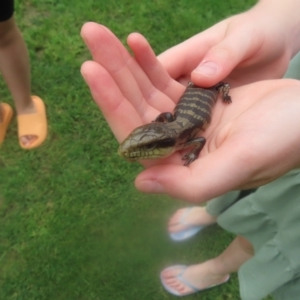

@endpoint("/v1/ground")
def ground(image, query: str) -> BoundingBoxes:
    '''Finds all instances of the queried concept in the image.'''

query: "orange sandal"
[17,96,48,149]
[0,103,13,145]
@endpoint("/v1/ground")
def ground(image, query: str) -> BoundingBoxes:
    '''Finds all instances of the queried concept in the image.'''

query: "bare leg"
[0,101,13,144]
[168,206,217,234]
[0,16,37,147]
[161,236,254,295]
[0,102,3,122]
[211,235,254,274]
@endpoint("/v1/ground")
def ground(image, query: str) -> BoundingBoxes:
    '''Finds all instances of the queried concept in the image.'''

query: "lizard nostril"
[118,146,127,157]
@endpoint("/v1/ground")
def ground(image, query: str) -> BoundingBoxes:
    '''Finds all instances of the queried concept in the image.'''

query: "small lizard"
[118,82,231,166]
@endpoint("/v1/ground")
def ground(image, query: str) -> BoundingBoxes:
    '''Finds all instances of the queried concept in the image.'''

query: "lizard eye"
[144,142,157,151]
[158,138,176,148]
[144,138,175,151]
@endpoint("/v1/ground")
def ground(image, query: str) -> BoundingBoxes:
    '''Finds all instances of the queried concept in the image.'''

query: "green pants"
[206,169,300,300]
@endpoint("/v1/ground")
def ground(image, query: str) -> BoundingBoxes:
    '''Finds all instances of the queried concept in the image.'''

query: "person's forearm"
[254,0,300,56]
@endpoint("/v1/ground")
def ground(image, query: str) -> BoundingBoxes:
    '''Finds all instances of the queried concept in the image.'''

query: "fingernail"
[138,180,164,194]
[194,61,219,77]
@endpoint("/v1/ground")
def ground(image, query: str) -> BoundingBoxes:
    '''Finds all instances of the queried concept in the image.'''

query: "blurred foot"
[168,206,217,234]
[17,96,47,149]
[160,262,229,296]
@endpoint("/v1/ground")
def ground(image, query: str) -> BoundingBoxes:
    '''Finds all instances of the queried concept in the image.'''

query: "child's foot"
[0,103,13,144]
[160,262,230,296]
[168,207,217,241]
[17,96,47,149]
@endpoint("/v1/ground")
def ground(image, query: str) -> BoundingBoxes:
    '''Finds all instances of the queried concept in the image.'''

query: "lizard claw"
[182,153,197,166]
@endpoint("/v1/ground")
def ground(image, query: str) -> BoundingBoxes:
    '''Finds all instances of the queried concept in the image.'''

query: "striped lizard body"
[118,82,231,166]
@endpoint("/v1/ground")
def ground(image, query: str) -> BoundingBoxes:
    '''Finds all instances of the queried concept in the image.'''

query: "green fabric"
[284,52,300,80]
[209,169,300,300]
[206,190,240,216]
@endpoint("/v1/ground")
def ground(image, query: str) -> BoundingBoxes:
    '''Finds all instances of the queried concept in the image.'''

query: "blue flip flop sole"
[170,225,204,241]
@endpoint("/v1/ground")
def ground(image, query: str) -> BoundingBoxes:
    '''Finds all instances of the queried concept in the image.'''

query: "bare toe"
[20,135,37,147]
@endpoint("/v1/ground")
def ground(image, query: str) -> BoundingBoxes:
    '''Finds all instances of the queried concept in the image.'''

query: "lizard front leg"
[153,112,174,123]
[182,137,206,166]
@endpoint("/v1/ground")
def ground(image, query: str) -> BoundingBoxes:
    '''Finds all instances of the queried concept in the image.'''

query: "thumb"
[191,25,264,87]
[135,141,253,203]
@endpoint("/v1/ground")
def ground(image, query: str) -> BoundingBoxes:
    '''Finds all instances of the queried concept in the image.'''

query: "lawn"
[0,0,265,299]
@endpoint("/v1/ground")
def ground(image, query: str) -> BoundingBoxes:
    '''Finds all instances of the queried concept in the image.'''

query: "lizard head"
[118,122,177,161]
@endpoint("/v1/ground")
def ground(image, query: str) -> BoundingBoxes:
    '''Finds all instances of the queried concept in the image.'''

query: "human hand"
[81,22,300,203]
[158,0,300,87]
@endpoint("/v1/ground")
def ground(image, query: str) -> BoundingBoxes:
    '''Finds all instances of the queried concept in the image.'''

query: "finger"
[191,20,265,86]
[127,32,185,102]
[81,22,151,121]
[157,20,230,83]
[81,60,145,142]
[81,22,178,116]
[158,17,265,88]
[157,32,213,82]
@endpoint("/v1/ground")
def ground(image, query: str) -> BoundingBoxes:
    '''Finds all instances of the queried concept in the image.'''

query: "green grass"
[0,0,271,299]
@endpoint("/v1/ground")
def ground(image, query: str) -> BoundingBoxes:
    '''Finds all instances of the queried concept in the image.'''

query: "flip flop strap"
[178,267,200,292]
[180,207,195,225]
[178,267,230,292]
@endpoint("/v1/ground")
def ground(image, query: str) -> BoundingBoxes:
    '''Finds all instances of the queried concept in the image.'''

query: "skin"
[81,22,300,204]
[0,16,37,147]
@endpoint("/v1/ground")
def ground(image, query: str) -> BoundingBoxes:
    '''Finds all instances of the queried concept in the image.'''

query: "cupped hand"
[81,22,300,203]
